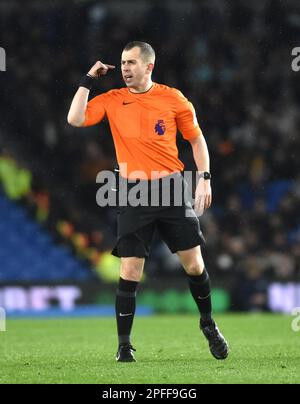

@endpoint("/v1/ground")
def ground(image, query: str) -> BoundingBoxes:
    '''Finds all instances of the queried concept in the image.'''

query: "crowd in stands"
[1,0,300,310]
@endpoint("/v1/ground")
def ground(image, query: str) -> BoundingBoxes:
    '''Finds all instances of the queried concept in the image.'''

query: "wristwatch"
[199,171,211,180]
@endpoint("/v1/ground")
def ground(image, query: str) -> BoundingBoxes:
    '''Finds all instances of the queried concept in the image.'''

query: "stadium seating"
[0,192,95,282]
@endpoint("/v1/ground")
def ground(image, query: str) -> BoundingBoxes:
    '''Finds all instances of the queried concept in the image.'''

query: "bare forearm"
[67,87,90,127]
[190,134,210,173]
[190,134,212,216]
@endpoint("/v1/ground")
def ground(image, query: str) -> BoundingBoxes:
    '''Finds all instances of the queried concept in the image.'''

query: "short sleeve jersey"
[83,83,201,179]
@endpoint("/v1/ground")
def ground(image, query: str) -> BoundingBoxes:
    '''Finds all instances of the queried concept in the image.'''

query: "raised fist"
[88,61,116,78]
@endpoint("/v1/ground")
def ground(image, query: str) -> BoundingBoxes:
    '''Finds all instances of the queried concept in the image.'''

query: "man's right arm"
[67,61,115,127]
[67,86,90,127]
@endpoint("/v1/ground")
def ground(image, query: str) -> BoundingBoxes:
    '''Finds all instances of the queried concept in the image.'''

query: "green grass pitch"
[0,314,299,384]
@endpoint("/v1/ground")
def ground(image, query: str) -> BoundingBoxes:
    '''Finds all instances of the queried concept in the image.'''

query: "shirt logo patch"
[155,120,166,135]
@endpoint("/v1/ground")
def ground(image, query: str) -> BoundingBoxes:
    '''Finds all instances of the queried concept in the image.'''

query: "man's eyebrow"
[121,59,137,63]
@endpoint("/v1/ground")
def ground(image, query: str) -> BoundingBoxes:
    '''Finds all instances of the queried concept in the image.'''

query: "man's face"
[121,47,152,89]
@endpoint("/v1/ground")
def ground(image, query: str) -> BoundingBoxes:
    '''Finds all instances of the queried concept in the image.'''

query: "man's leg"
[177,245,212,322]
[177,246,229,360]
[115,257,144,362]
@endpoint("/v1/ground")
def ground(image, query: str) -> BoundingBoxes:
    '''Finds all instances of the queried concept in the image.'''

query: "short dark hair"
[123,41,155,64]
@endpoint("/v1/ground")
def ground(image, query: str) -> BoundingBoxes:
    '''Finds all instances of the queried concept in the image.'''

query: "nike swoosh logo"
[123,102,134,105]
[197,293,211,300]
[119,313,133,317]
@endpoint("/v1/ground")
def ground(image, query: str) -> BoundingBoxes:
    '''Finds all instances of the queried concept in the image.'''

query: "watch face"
[204,172,211,180]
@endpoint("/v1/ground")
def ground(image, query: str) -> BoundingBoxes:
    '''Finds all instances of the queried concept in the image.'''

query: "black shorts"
[111,172,205,258]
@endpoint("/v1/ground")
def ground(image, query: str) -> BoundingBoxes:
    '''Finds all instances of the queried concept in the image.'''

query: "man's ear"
[147,63,154,72]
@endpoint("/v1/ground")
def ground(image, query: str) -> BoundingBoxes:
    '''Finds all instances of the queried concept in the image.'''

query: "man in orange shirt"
[68,41,228,362]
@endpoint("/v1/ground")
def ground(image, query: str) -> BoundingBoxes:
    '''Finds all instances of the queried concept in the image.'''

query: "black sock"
[188,269,213,325]
[115,277,139,345]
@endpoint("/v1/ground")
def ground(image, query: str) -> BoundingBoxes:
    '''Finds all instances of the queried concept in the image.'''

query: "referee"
[68,41,228,362]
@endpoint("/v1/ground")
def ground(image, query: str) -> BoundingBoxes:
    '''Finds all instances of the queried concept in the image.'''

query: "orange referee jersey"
[83,83,201,179]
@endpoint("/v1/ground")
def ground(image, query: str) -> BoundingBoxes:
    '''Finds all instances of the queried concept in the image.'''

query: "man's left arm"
[174,89,212,216]
[188,134,212,217]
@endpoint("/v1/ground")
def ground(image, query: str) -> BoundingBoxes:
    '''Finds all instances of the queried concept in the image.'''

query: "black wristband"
[79,74,95,90]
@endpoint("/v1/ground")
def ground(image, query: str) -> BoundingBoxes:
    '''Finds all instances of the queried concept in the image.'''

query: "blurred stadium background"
[0,0,300,318]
